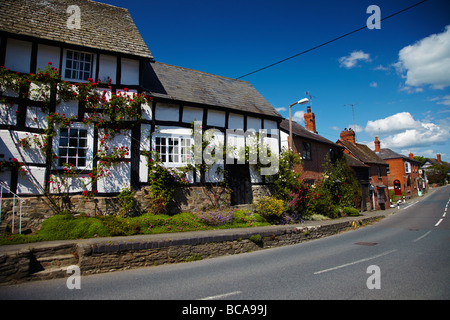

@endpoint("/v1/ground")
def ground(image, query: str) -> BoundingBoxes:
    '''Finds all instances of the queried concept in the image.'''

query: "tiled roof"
[280,119,340,147]
[0,0,153,59]
[378,148,421,164]
[145,62,282,118]
[339,140,388,166]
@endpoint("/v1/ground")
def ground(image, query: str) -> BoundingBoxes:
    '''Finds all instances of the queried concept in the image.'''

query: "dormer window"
[64,50,94,81]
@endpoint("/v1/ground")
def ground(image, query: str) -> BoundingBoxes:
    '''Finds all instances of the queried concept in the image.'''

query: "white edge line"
[402,201,419,210]
[413,230,432,243]
[199,291,242,300]
[314,249,397,275]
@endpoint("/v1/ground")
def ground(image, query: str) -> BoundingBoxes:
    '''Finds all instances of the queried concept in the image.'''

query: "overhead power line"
[236,0,430,80]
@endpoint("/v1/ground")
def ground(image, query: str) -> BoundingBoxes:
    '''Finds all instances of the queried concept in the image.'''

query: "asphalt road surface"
[1,186,449,301]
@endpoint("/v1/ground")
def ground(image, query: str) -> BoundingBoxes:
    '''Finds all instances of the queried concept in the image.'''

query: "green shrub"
[249,234,262,244]
[343,207,360,217]
[254,196,285,223]
[38,214,110,240]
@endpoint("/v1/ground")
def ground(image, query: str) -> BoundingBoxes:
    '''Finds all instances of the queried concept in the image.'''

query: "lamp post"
[289,98,309,151]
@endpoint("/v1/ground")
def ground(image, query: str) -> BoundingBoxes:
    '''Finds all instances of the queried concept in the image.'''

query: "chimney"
[437,154,442,163]
[340,128,356,145]
[409,152,414,159]
[304,106,317,133]
[374,136,381,153]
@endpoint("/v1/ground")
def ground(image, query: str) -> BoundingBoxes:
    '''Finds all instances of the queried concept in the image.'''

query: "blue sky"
[99,0,450,161]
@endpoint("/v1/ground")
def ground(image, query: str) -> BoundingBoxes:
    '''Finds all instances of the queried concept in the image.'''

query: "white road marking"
[413,231,432,243]
[314,250,397,275]
[402,201,419,210]
[435,219,443,227]
[199,291,242,300]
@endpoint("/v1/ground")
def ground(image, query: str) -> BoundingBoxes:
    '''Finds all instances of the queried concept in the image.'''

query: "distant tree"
[427,163,448,185]
[414,156,426,165]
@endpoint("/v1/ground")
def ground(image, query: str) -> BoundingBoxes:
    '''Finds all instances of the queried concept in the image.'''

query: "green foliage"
[427,163,449,185]
[249,234,262,244]
[271,149,303,200]
[117,187,137,217]
[343,207,360,217]
[253,196,285,223]
[321,155,362,209]
[37,214,110,241]
[146,150,189,214]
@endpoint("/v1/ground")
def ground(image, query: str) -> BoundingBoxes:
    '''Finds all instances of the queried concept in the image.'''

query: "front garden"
[0,150,362,246]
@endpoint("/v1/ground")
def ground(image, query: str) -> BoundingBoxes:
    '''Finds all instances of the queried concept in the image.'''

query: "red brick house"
[375,138,424,200]
[280,106,342,184]
[337,129,389,210]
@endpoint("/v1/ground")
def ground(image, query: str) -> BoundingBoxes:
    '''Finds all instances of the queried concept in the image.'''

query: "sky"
[98,0,450,161]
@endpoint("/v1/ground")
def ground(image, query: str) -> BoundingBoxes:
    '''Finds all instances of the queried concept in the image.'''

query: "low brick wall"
[0,215,383,285]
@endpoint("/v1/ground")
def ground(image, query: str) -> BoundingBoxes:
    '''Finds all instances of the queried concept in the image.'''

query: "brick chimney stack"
[304,106,317,134]
[374,136,380,152]
[409,152,414,159]
[437,154,442,163]
[340,128,356,145]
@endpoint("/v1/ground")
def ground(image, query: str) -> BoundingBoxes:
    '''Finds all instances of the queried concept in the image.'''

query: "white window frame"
[54,123,94,170]
[152,134,192,167]
[62,49,96,82]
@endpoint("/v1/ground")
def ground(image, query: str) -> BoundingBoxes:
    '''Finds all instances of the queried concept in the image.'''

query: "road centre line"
[199,291,242,300]
[313,250,397,275]
[435,219,444,227]
[413,231,432,243]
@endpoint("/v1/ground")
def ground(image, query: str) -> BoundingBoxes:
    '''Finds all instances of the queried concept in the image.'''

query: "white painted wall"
[207,109,225,128]
[228,113,244,130]
[121,58,139,85]
[4,38,32,73]
[0,103,18,125]
[155,103,179,121]
[97,162,131,193]
[247,116,261,131]
[36,44,60,72]
[182,106,203,123]
[17,166,46,195]
[98,54,117,84]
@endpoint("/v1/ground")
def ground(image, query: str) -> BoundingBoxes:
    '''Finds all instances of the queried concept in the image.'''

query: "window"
[154,136,192,164]
[377,167,382,179]
[405,161,411,174]
[58,128,88,168]
[302,142,312,160]
[64,50,93,81]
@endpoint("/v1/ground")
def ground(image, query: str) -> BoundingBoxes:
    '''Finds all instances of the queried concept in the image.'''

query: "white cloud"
[348,124,363,133]
[275,107,287,112]
[292,111,305,124]
[397,25,450,90]
[430,95,450,106]
[339,50,371,68]
[365,112,450,150]
[365,112,419,135]
[370,82,378,88]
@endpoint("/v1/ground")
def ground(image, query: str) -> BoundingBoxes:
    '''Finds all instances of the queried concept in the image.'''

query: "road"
[1,186,449,301]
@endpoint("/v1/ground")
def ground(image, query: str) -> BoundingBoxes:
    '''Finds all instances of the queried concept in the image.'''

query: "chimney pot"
[340,128,356,145]
[437,154,442,163]
[304,106,317,133]
[374,136,380,152]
